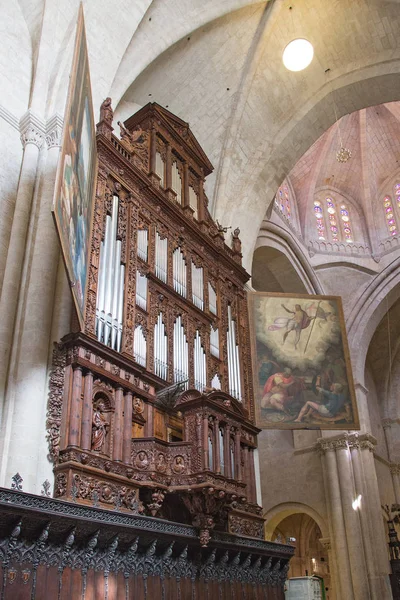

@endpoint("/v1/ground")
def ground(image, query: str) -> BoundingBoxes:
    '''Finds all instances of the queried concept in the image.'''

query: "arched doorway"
[272,513,331,599]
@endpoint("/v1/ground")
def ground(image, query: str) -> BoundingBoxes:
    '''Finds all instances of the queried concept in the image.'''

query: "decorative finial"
[11,473,23,491]
[41,479,51,497]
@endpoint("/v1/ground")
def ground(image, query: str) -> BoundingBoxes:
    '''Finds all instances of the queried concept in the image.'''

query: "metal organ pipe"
[173,248,186,297]
[137,229,148,262]
[96,196,124,351]
[191,263,204,310]
[208,283,217,315]
[210,326,219,358]
[154,313,168,380]
[136,271,147,311]
[134,325,146,367]
[194,330,206,391]
[227,305,242,401]
[155,232,168,283]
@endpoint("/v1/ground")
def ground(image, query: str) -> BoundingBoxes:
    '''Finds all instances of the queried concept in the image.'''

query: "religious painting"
[248,292,359,430]
[52,5,97,328]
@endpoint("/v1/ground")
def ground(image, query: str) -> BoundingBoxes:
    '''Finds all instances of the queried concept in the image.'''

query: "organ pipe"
[172,162,182,204]
[189,186,198,219]
[136,271,148,310]
[194,330,206,391]
[154,312,168,379]
[227,305,242,401]
[210,326,219,358]
[137,229,148,262]
[155,232,168,283]
[134,325,147,367]
[96,195,124,351]
[155,151,165,187]
[173,316,189,388]
[173,248,187,297]
[208,283,217,315]
[191,263,204,310]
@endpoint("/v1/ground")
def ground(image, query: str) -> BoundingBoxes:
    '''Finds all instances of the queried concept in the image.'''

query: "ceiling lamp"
[282,39,314,72]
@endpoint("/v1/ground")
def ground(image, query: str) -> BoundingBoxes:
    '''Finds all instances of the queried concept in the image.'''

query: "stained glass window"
[339,204,353,243]
[314,197,355,243]
[275,183,291,219]
[395,183,400,209]
[314,200,325,240]
[384,195,397,236]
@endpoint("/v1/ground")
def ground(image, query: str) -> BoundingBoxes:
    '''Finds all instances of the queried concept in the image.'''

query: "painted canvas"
[52,5,97,328]
[248,292,359,430]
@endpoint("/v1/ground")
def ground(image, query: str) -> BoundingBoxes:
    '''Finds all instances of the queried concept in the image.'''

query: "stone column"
[113,387,124,462]
[349,436,379,600]
[68,367,83,447]
[390,464,400,504]
[359,434,392,593]
[122,391,133,465]
[318,440,355,600]
[81,371,93,451]
[0,111,45,414]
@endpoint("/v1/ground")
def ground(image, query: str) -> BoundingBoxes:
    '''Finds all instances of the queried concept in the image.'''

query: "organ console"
[48,99,264,546]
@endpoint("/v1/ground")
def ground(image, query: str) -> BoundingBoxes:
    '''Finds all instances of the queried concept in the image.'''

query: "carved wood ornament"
[48,100,262,546]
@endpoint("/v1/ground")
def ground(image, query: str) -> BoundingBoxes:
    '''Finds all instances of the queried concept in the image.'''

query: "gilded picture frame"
[52,4,97,329]
[248,292,359,430]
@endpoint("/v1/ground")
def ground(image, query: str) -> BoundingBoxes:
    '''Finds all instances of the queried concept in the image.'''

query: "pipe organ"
[49,100,265,549]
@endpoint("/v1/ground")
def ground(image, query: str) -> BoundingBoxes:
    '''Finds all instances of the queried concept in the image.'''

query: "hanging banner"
[52,4,97,328]
[248,292,359,430]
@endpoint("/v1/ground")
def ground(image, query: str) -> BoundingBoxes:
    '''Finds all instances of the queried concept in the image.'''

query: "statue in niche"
[135,451,149,470]
[91,401,109,452]
[232,228,242,254]
[100,97,113,125]
[172,455,186,474]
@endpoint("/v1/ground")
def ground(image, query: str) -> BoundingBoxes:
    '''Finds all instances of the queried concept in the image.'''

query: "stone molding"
[354,381,369,396]
[0,103,19,130]
[382,418,400,429]
[390,463,400,476]
[19,110,46,149]
[315,432,377,454]
[319,537,331,551]
[45,113,63,148]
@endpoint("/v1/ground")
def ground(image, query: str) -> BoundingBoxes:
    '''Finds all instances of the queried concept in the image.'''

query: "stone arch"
[347,257,400,384]
[254,225,323,295]
[263,502,329,541]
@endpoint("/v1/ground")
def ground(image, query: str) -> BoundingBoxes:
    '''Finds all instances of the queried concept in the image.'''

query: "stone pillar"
[335,441,370,599]
[319,440,355,600]
[359,434,392,593]
[0,114,65,492]
[113,387,124,462]
[81,371,93,451]
[390,464,400,504]
[349,437,379,600]
[68,367,83,447]
[0,111,45,413]
[122,391,133,465]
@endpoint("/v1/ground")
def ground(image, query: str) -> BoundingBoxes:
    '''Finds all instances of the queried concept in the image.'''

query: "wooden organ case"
[49,99,263,547]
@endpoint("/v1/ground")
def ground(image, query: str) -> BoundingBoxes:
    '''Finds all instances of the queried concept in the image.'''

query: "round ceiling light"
[282,38,314,72]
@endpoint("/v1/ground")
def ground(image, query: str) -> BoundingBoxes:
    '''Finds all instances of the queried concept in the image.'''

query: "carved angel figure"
[91,401,109,452]
[100,97,113,124]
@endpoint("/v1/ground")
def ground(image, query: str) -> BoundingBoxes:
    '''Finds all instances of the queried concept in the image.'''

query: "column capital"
[45,113,63,149]
[19,109,46,149]
[390,463,400,476]
[315,432,377,454]
[319,537,332,551]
